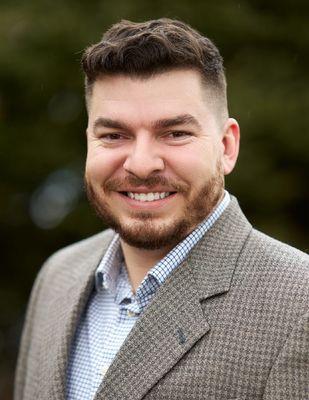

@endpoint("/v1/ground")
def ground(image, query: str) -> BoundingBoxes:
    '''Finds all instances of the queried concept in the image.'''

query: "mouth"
[119,191,177,202]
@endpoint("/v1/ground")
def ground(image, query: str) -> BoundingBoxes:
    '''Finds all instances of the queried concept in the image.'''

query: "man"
[15,19,308,400]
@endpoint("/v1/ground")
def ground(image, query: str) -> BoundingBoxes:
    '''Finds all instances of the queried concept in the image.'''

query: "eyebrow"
[92,113,202,133]
[93,117,128,132]
[152,114,202,131]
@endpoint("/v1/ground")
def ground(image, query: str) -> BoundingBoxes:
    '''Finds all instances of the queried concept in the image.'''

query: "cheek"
[167,147,214,186]
[85,148,121,183]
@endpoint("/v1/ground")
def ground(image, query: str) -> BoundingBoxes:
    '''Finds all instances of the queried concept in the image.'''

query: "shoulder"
[35,228,115,286]
[245,228,309,272]
[224,196,309,274]
[237,228,309,309]
[46,228,115,265]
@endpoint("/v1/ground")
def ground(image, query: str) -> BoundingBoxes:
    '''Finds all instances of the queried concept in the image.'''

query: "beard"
[85,163,224,250]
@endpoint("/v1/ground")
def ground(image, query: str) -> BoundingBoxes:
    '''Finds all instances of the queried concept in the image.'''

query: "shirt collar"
[95,234,122,293]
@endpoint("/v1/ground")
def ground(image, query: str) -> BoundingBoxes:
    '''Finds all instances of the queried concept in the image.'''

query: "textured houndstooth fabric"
[14,196,309,400]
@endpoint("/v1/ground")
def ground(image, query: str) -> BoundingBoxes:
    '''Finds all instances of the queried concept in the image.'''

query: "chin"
[112,217,192,250]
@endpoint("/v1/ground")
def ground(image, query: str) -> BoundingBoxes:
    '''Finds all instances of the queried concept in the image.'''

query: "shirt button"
[101,365,109,376]
[127,310,136,317]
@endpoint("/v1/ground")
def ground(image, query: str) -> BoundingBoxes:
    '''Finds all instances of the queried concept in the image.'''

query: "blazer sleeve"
[14,263,47,400]
[262,311,309,399]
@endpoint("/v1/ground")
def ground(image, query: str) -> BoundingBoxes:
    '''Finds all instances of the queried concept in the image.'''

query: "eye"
[99,133,127,141]
[166,131,192,139]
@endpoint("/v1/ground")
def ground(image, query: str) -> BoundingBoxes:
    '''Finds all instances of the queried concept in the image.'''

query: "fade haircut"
[82,18,228,119]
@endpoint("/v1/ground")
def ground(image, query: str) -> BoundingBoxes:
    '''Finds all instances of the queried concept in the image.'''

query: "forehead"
[88,69,213,125]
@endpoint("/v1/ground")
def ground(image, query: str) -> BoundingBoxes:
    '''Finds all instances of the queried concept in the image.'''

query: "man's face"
[85,69,235,249]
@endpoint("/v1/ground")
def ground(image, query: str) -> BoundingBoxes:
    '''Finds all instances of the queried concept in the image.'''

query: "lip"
[115,191,178,210]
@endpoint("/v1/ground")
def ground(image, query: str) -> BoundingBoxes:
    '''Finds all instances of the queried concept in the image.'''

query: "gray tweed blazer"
[15,197,309,400]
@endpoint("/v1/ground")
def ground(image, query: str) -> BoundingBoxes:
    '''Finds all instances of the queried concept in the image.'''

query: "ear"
[220,118,240,175]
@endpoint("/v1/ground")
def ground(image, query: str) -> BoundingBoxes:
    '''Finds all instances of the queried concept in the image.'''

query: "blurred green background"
[0,0,308,398]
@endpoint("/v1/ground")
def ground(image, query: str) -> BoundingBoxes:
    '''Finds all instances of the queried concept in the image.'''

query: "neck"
[120,240,172,293]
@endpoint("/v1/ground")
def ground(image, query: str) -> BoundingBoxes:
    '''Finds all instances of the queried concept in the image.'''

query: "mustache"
[103,175,189,192]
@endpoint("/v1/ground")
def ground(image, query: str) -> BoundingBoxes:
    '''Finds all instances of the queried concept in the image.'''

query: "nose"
[123,135,165,179]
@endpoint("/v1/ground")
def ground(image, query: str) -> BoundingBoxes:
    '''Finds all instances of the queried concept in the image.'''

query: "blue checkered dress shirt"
[66,191,230,400]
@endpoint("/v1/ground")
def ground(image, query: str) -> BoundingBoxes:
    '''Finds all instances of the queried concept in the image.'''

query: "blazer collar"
[94,196,252,400]
[190,195,252,300]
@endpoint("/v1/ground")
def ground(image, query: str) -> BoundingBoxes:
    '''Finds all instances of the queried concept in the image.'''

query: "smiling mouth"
[120,191,176,202]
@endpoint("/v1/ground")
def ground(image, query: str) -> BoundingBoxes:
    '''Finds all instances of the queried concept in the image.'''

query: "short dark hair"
[82,18,227,116]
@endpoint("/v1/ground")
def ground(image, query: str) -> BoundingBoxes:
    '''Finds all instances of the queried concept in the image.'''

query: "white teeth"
[127,192,171,201]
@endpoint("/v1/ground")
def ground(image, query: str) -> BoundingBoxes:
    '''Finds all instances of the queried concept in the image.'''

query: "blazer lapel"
[37,231,115,400]
[94,258,210,400]
[95,197,252,400]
